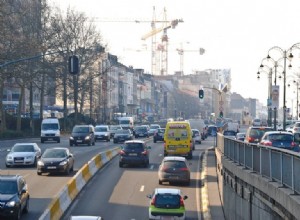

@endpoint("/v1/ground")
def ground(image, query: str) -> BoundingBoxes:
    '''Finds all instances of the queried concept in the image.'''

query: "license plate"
[139,134,143,136]
[129,153,137,156]
[169,175,178,179]
[15,160,24,163]
[47,166,56,169]
[77,140,83,143]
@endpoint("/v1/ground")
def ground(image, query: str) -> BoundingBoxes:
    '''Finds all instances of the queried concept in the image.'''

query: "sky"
[50,0,300,111]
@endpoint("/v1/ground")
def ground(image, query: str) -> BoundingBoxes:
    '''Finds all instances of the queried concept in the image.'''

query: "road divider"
[39,147,120,220]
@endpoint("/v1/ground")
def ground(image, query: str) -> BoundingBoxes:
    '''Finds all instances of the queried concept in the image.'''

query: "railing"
[217,133,300,194]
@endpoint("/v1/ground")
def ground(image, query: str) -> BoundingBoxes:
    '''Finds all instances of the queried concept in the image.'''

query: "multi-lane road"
[0,135,215,220]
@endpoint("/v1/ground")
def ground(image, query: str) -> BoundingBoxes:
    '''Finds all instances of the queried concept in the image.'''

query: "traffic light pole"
[202,86,227,118]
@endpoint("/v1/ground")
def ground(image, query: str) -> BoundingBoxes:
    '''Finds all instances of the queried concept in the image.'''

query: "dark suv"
[0,175,29,220]
[69,125,95,146]
[119,140,151,167]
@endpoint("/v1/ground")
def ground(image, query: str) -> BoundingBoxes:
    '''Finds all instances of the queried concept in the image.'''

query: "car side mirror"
[146,194,152,199]
[183,195,188,200]
[6,149,11,152]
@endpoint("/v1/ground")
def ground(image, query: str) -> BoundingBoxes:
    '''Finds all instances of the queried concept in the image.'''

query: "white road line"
[140,185,145,192]
[196,152,203,220]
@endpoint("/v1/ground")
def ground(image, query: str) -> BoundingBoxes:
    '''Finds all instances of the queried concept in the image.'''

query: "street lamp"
[266,42,300,130]
[287,77,300,120]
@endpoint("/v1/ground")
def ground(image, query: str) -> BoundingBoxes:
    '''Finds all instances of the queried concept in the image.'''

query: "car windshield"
[0,181,18,194]
[123,143,144,150]
[250,128,272,138]
[43,149,67,158]
[224,131,236,136]
[73,126,89,133]
[163,161,187,169]
[95,127,108,132]
[110,126,121,131]
[135,127,147,131]
[154,194,181,208]
[268,134,293,141]
[42,123,59,130]
[167,129,188,138]
[115,130,130,134]
[150,125,160,129]
[12,144,35,152]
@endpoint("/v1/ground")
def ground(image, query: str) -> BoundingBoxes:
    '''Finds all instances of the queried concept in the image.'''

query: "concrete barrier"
[39,147,120,220]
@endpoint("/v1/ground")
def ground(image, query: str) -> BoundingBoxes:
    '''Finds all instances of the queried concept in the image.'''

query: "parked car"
[146,188,188,220]
[153,128,165,143]
[113,129,134,143]
[94,125,110,142]
[0,174,29,220]
[118,140,151,167]
[37,147,74,175]
[192,129,201,144]
[134,126,149,138]
[69,125,95,146]
[148,124,161,136]
[259,131,300,152]
[244,126,273,144]
[109,125,123,138]
[235,132,246,141]
[158,156,191,186]
[5,143,41,168]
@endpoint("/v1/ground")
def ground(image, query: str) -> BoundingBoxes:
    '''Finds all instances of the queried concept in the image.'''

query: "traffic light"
[219,111,223,118]
[68,55,80,75]
[199,89,204,99]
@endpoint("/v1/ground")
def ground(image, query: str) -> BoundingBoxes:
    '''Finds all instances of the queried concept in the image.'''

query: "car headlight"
[37,160,44,166]
[6,200,16,207]
[59,160,67,166]
[70,137,74,140]
[55,131,60,136]
[6,156,12,160]
[85,136,91,140]
[104,134,108,136]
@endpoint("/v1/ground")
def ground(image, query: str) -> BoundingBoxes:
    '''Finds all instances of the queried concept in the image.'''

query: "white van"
[40,118,60,143]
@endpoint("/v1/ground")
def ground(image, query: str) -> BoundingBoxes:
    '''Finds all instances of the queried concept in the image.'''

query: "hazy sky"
[50,0,300,109]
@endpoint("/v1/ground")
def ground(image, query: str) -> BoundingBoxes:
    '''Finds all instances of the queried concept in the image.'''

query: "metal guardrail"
[217,133,300,194]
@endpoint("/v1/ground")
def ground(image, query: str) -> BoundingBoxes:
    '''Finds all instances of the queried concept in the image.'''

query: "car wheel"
[14,208,21,220]
[5,164,10,168]
[88,141,92,146]
[92,140,95,146]
[23,198,29,213]
[33,158,37,167]
[158,179,163,185]
[37,171,42,175]
[153,139,156,143]
[65,167,70,175]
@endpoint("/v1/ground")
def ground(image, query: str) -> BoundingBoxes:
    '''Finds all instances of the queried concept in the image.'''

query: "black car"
[153,128,165,143]
[69,125,95,146]
[0,175,29,220]
[113,129,134,143]
[119,140,151,167]
[244,126,273,143]
[37,147,75,175]
[134,126,149,138]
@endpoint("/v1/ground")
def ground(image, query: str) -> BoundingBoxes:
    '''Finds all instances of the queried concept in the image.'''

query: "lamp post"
[287,77,300,120]
[266,42,300,130]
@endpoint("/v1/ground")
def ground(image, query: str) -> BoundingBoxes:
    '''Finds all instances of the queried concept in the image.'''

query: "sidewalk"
[201,147,225,220]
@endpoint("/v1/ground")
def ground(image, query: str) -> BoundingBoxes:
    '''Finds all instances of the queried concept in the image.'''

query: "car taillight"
[180,167,189,171]
[248,137,255,142]
[164,142,166,147]
[291,142,297,147]
[180,197,185,207]
[262,141,272,146]
[142,150,148,155]
[119,150,125,155]
[151,196,156,205]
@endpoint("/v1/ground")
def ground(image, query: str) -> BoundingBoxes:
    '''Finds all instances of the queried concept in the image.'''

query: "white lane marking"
[196,152,204,220]
[140,185,145,192]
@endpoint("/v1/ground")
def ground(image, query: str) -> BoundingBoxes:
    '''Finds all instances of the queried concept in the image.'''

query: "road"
[0,137,116,220]
[61,137,215,220]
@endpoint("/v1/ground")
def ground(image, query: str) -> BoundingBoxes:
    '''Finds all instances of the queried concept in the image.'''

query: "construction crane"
[141,7,183,76]
[176,47,205,76]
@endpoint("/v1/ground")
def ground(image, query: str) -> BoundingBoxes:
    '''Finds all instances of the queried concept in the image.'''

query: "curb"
[38,147,120,220]
[201,148,212,220]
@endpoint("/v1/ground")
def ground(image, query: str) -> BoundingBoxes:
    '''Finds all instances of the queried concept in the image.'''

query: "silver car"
[6,143,41,167]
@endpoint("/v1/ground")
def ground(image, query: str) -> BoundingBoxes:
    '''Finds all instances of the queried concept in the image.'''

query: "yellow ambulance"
[163,121,193,159]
